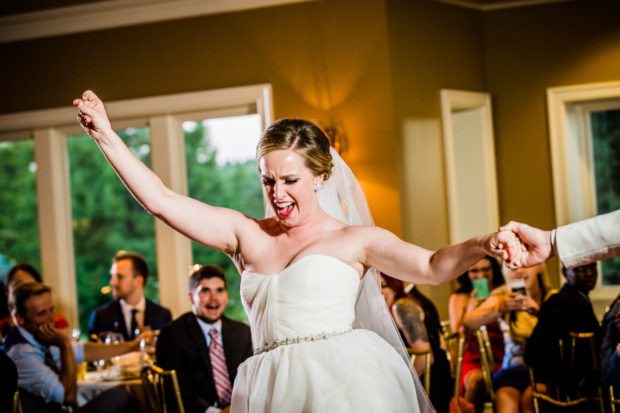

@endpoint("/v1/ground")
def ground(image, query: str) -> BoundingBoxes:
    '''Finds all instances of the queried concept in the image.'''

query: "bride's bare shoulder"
[339,224,393,238]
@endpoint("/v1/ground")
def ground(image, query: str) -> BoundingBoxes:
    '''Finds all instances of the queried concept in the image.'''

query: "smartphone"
[510,278,526,295]
[472,278,489,298]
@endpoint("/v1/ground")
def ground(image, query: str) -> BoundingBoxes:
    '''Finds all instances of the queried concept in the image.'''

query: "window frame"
[0,84,273,325]
[547,80,620,314]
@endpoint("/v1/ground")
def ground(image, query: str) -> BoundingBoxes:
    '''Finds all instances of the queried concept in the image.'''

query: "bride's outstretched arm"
[358,226,520,285]
[73,90,246,254]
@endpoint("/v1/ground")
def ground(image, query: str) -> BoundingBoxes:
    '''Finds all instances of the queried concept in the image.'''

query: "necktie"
[130,308,139,339]
[44,347,60,374]
[209,329,232,406]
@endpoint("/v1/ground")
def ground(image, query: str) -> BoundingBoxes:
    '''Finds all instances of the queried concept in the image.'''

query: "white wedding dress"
[230,254,421,412]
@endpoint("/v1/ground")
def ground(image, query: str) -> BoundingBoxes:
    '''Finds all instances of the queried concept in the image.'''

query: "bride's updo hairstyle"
[257,118,334,180]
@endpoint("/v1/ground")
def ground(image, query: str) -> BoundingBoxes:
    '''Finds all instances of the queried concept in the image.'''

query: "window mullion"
[149,115,192,318]
[33,128,78,328]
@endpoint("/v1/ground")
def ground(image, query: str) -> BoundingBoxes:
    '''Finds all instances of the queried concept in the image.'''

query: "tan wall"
[484,0,620,286]
[386,0,485,319]
[0,0,402,235]
[3,0,620,320]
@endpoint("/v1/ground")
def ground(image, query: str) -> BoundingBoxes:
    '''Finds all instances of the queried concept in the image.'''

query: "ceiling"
[0,0,575,17]
[432,0,575,11]
[0,0,577,43]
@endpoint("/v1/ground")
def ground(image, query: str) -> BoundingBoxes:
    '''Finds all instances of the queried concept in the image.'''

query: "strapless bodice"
[240,254,360,351]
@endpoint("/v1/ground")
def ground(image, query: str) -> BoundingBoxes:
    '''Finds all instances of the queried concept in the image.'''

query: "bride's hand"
[72,90,112,140]
[485,230,523,265]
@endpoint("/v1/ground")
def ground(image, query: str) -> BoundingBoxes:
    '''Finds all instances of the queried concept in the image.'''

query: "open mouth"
[275,201,295,217]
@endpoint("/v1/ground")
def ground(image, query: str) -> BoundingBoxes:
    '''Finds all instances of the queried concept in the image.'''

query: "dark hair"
[256,118,334,180]
[114,252,149,283]
[189,265,227,291]
[454,255,504,294]
[9,282,51,319]
[380,273,408,301]
[5,263,43,291]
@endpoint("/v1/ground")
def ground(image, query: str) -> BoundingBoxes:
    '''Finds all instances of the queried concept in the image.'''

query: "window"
[0,139,41,276]
[547,81,620,314]
[184,115,263,322]
[587,106,620,286]
[0,85,273,328]
[67,128,159,334]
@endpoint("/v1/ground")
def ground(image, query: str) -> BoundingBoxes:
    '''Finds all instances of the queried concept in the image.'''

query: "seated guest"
[449,256,505,412]
[0,283,8,319]
[89,251,172,341]
[3,282,144,412]
[1,263,69,339]
[525,263,601,400]
[600,293,620,386]
[382,274,453,413]
[463,264,552,413]
[157,265,252,413]
[0,349,18,412]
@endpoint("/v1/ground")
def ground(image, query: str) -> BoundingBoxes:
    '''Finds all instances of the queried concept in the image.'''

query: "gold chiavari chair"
[13,390,23,413]
[141,364,186,413]
[407,347,433,395]
[610,385,620,413]
[529,332,605,413]
[444,331,466,400]
[475,326,496,402]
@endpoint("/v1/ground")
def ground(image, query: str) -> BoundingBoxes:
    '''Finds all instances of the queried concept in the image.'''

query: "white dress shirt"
[119,295,146,337]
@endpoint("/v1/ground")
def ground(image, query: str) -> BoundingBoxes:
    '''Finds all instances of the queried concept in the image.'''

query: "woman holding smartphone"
[463,264,553,413]
[449,256,505,412]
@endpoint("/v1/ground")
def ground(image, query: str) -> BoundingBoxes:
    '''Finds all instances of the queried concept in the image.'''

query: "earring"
[314,182,322,191]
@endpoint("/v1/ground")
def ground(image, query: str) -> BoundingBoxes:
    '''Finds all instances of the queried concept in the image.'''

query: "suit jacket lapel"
[185,314,216,388]
[113,300,129,340]
[221,317,240,379]
[143,300,151,327]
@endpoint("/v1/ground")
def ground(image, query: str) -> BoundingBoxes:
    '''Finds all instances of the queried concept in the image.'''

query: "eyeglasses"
[469,266,492,274]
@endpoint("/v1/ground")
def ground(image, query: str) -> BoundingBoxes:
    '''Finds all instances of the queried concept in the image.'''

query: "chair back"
[443,331,466,399]
[610,386,620,413]
[528,331,604,413]
[407,347,432,395]
[141,365,186,413]
[475,326,496,401]
[13,390,23,413]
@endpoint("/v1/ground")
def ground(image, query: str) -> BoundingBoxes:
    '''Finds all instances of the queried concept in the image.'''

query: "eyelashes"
[261,178,299,185]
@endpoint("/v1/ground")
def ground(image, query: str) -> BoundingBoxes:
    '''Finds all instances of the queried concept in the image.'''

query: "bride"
[74,91,520,413]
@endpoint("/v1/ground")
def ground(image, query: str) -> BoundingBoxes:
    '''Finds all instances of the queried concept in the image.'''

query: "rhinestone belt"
[253,328,353,355]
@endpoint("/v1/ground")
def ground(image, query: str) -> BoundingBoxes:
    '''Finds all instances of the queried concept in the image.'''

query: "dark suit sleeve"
[525,294,565,380]
[146,302,173,331]
[163,308,172,324]
[88,310,99,338]
[600,300,620,385]
[156,321,212,413]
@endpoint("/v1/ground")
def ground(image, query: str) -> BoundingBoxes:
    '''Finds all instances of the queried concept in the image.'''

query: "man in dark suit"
[156,265,252,413]
[89,252,172,341]
[524,263,601,400]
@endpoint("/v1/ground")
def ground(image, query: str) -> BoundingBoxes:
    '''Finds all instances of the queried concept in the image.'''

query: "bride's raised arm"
[358,226,520,285]
[73,90,249,255]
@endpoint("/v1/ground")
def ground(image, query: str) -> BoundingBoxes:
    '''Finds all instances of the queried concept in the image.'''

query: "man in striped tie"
[157,265,253,413]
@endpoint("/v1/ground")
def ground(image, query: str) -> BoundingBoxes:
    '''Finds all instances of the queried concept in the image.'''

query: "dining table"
[77,351,149,411]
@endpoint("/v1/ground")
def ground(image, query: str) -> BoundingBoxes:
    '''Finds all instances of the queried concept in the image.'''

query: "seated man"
[600,293,620,386]
[156,265,252,413]
[3,282,144,413]
[89,252,172,341]
[1,263,69,340]
[524,263,601,398]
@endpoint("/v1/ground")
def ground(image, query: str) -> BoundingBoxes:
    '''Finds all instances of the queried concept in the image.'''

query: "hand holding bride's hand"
[499,221,554,268]
[72,90,112,140]
[485,229,523,265]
